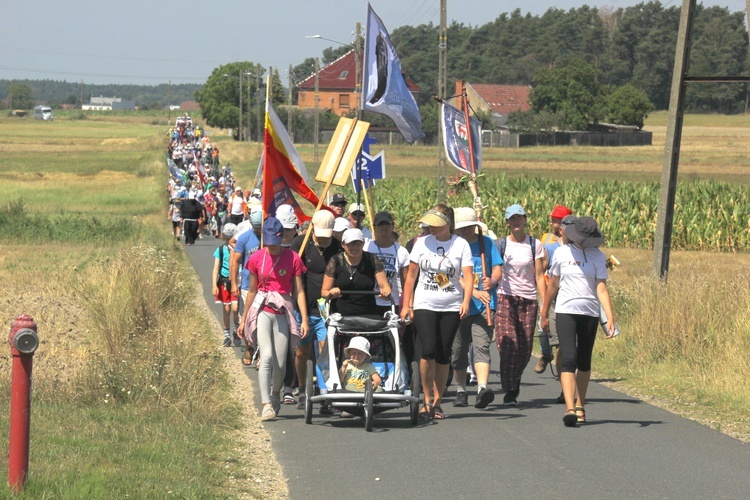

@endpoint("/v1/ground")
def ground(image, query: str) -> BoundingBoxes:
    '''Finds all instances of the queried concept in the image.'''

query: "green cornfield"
[361,174,749,251]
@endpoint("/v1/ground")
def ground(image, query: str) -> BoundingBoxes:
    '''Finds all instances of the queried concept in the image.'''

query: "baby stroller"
[304,292,420,431]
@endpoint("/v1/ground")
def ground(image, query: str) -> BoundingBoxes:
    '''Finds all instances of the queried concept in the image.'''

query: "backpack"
[216,245,231,287]
[498,235,537,263]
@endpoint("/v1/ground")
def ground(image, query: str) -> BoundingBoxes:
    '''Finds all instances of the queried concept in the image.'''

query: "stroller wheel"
[364,378,374,432]
[304,359,314,424]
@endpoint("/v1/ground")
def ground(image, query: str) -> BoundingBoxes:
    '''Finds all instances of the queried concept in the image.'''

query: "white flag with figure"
[362,3,424,144]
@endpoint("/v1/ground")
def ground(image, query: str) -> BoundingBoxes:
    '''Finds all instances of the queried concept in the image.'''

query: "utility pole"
[168,80,172,125]
[80,80,83,109]
[314,57,320,162]
[354,21,362,118]
[288,64,294,142]
[654,0,695,280]
[238,71,243,141]
[246,68,251,143]
[436,0,448,203]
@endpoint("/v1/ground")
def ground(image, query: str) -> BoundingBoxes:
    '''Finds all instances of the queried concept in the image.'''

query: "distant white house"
[82,95,136,111]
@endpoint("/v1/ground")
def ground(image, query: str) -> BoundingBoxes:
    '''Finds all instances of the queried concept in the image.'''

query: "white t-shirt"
[365,241,410,307]
[497,235,545,300]
[230,194,244,215]
[410,234,473,312]
[549,244,608,317]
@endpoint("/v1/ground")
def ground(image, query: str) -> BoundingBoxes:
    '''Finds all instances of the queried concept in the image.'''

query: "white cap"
[333,217,350,233]
[312,210,334,238]
[348,203,365,215]
[252,188,261,196]
[234,220,252,237]
[276,204,298,229]
[222,223,238,238]
[342,228,365,244]
[345,336,371,359]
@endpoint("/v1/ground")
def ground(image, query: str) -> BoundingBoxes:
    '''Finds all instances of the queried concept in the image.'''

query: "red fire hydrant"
[7,315,39,493]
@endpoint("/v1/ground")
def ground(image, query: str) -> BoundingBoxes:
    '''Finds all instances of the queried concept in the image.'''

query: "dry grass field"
[217,111,750,184]
[0,110,747,495]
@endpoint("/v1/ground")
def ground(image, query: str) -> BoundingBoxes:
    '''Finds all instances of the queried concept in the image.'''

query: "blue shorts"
[295,312,327,345]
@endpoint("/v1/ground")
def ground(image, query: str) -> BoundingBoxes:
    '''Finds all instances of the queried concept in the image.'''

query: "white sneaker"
[261,405,276,421]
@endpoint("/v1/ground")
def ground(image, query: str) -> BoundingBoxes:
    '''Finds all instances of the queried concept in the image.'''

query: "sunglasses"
[332,202,347,207]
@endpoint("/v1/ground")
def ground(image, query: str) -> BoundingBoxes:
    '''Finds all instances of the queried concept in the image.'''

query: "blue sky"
[2,0,746,85]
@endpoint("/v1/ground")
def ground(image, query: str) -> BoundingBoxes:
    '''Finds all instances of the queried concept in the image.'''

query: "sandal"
[432,406,446,420]
[575,405,586,423]
[242,349,253,367]
[563,409,578,427]
[419,405,433,421]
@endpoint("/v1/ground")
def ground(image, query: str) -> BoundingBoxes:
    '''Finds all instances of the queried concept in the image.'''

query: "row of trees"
[0,80,201,110]
[392,3,748,114]
[198,3,748,140]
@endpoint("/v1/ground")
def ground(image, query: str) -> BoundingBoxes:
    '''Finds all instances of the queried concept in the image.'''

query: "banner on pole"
[441,101,482,174]
[315,117,370,187]
[362,3,424,144]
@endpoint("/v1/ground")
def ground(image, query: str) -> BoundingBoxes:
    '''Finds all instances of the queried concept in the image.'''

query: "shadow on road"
[583,419,665,428]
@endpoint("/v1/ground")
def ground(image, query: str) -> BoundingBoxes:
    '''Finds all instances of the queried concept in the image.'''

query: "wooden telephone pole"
[436,0,448,203]
[314,58,320,162]
[653,0,750,279]
[288,64,294,142]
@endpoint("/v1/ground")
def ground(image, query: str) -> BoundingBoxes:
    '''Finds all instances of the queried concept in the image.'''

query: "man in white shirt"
[365,211,409,315]
[347,203,372,240]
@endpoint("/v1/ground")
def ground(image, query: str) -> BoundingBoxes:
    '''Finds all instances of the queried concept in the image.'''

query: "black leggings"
[413,309,461,365]
[556,313,599,373]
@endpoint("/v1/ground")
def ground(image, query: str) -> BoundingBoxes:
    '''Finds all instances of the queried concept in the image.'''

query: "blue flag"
[362,4,424,144]
[441,101,482,175]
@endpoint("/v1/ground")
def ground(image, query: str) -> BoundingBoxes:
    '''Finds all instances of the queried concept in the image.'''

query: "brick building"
[453,81,531,127]
[297,50,420,116]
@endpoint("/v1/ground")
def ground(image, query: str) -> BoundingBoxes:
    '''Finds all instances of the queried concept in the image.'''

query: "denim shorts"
[295,311,327,345]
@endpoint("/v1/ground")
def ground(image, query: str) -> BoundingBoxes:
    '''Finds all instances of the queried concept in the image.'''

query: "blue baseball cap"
[263,217,284,245]
[505,204,526,220]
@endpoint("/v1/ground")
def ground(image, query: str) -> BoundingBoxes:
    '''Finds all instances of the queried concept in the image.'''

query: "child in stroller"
[339,337,382,392]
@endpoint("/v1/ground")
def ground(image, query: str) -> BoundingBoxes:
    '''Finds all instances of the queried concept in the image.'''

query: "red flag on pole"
[261,104,321,222]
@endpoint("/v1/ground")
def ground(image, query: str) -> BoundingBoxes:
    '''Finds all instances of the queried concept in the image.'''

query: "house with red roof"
[453,81,531,127]
[298,50,421,116]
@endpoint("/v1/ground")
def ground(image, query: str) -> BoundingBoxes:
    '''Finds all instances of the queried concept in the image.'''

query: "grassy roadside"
[0,114,283,498]
[0,110,748,497]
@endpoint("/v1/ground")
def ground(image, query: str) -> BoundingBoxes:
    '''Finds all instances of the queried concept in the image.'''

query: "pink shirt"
[497,235,545,300]
[246,247,305,294]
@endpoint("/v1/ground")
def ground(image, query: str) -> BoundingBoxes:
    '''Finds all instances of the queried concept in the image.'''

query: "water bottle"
[599,304,620,337]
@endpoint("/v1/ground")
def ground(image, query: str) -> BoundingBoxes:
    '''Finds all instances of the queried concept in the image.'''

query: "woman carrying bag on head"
[237,217,309,422]
[541,216,616,427]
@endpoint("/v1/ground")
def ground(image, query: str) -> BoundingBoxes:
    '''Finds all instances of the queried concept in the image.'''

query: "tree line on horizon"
[391,3,748,114]
[0,80,200,111]
[3,3,748,138]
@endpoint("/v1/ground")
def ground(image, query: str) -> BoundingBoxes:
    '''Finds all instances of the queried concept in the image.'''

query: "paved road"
[185,236,750,499]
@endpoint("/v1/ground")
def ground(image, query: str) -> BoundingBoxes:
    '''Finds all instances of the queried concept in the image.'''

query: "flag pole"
[361,179,375,229]
[298,118,360,258]
[461,87,492,327]
[260,73,273,247]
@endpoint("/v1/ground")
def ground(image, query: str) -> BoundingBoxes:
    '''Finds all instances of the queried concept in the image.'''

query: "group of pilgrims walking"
[166,121,617,428]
